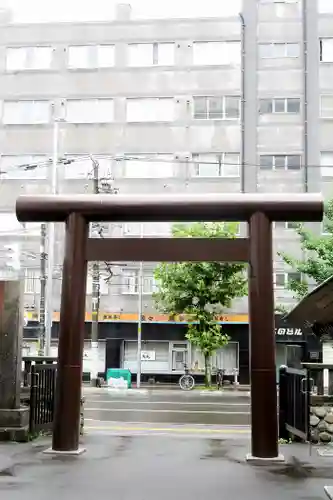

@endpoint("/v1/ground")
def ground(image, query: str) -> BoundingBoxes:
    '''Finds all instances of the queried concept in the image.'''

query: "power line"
[0,153,332,176]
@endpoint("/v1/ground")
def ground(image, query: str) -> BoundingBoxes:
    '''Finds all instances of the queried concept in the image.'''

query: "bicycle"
[216,368,225,390]
[179,364,195,391]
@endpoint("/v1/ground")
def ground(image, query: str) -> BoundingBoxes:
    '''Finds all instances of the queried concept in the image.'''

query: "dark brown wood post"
[52,213,88,452]
[248,212,279,459]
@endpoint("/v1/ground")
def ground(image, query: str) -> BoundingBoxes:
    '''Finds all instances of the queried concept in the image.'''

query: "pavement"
[0,432,333,499]
[82,386,251,426]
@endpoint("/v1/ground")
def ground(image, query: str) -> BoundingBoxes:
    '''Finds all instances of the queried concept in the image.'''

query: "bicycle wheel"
[179,374,195,391]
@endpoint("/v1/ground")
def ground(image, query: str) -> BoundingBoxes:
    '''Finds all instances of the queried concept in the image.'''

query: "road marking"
[85,418,250,427]
[84,424,250,434]
[84,399,250,406]
[84,407,249,414]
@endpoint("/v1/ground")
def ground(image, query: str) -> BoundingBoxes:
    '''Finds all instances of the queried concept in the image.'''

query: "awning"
[285,275,333,333]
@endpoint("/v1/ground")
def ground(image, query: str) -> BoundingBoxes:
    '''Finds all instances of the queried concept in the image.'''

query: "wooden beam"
[16,193,324,223]
[86,237,250,262]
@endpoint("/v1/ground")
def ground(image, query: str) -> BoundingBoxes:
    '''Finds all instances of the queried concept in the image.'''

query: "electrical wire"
[0,153,331,176]
[0,153,326,296]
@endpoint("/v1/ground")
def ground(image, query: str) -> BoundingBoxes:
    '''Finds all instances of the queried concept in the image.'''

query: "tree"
[153,222,248,386]
[278,198,333,304]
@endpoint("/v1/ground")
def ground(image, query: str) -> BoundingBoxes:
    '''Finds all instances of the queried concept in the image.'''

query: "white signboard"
[275,328,302,336]
[141,350,156,361]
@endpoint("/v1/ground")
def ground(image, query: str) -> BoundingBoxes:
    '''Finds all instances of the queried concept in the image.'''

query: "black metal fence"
[279,365,311,441]
[29,363,57,434]
[22,356,57,387]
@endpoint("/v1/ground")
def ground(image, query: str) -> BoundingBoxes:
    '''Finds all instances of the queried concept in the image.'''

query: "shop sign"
[141,351,155,361]
[275,327,303,336]
[24,310,249,324]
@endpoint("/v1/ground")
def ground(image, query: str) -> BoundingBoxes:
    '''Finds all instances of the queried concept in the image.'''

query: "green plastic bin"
[106,368,132,389]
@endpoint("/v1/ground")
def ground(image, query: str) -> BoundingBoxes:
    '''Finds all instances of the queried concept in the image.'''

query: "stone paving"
[0,432,332,500]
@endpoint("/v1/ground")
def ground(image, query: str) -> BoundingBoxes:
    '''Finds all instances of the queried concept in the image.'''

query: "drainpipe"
[302,0,309,192]
[239,13,246,193]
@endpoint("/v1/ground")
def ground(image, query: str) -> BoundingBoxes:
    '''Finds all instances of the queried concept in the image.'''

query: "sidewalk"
[83,383,251,392]
[0,433,331,499]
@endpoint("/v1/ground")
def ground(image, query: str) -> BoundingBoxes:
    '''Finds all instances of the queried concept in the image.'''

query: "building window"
[192,42,241,65]
[65,99,114,123]
[67,45,115,69]
[192,153,240,177]
[320,152,333,177]
[0,155,48,179]
[86,274,109,295]
[128,43,174,67]
[260,0,299,3]
[320,95,333,118]
[24,269,41,294]
[123,154,174,178]
[274,221,299,230]
[321,222,330,236]
[3,100,51,125]
[259,98,300,114]
[319,0,333,14]
[0,213,40,236]
[6,46,53,71]
[259,154,301,170]
[0,212,22,233]
[126,98,174,122]
[320,39,333,63]
[122,222,170,237]
[275,272,302,288]
[193,96,240,120]
[259,43,300,58]
[122,269,157,294]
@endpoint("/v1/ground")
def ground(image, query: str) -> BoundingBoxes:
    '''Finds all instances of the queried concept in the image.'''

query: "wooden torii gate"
[16,193,323,460]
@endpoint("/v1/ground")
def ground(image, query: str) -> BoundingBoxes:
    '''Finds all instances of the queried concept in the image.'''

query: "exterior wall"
[0,0,329,322]
[22,315,320,385]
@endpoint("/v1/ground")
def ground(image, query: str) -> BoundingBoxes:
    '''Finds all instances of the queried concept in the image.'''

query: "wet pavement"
[0,432,332,499]
[82,387,251,426]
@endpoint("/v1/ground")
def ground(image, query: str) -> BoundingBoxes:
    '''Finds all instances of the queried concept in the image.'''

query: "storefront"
[22,312,321,385]
[275,315,322,381]
[106,321,248,384]
[122,339,239,379]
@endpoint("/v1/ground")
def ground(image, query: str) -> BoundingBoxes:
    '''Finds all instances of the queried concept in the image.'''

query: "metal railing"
[279,365,311,442]
[22,356,57,388]
[29,363,57,434]
[302,363,333,396]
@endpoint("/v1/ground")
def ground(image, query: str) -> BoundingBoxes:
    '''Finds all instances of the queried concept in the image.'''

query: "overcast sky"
[2,0,241,23]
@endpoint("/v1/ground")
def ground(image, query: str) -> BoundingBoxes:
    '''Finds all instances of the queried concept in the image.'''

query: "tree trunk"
[204,354,211,387]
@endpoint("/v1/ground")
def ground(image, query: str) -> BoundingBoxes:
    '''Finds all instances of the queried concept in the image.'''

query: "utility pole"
[38,222,47,355]
[136,223,144,389]
[44,119,59,356]
[90,156,100,386]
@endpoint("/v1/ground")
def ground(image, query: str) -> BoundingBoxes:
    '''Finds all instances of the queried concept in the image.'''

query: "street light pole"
[90,156,100,386]
[38,222,47,355]
[44,119,59,356]
[136,223,143,388]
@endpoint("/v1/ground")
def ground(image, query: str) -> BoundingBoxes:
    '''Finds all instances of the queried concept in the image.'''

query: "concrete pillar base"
[246,453,285,465]
[43,447,86,456]
[0,407,30,442]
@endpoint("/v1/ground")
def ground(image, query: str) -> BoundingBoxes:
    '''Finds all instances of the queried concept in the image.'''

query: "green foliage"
[154,222,247,315]
[153,222,248,386]
[278,198,333,302]
[186,312,230,358]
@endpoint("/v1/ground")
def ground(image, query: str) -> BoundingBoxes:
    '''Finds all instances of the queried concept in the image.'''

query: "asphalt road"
[83,388,251,427]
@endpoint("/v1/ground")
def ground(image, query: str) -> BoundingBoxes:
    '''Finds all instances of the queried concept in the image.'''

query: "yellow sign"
[24,311,248,324]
